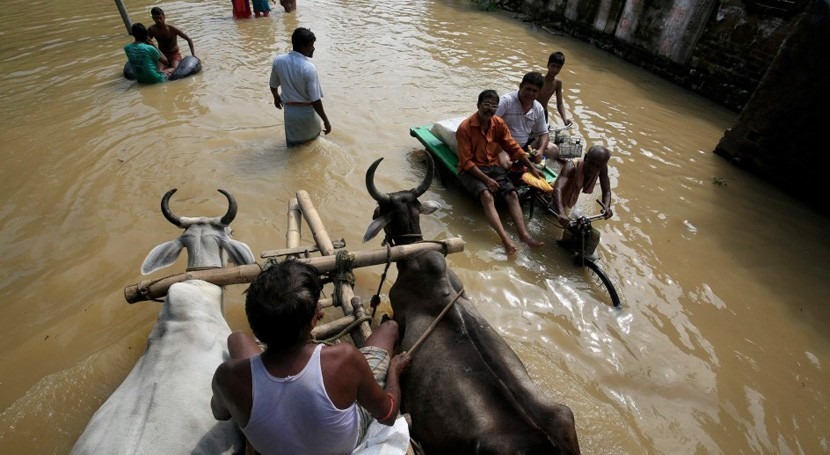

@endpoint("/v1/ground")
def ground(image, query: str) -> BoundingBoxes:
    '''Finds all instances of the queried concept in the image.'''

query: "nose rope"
[370,244,393,318]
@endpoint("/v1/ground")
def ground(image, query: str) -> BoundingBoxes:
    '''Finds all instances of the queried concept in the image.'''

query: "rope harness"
[369,244,393,317]
[333,250,357,286]
[315,315,374,345]
[406,286,465,357]
[369,235,451,317]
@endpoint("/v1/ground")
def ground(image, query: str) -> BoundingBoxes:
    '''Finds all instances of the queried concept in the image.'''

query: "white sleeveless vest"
[243,344,360,454]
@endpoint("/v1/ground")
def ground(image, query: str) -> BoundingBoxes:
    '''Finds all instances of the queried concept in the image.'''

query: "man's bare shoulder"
[321,343,362,360]
[321,343,367,377]
[215,357,252,381]
[560,159,577,176]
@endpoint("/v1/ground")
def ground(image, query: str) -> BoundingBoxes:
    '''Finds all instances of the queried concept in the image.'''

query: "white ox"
[72,189,255,455]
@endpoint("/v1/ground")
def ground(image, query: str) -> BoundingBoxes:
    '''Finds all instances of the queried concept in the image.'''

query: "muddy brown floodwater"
[1,0,828,452]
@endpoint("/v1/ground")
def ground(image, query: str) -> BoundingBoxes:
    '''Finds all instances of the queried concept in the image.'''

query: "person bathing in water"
[124,23,172,84]
[148,7,195,70]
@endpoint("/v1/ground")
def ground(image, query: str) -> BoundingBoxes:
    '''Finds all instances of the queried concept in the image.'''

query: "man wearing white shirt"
[495,72,559,168]
[270,28,332,146]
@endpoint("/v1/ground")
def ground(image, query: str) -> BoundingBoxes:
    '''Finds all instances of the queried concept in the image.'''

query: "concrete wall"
[519,0,809,111]
[714,0,829,214]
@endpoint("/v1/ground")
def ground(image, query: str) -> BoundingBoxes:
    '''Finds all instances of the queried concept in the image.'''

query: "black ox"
[363,156,581,454]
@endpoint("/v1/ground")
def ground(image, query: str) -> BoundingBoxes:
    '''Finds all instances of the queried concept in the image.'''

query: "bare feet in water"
[503,240,518,255]
[521,235,545,248]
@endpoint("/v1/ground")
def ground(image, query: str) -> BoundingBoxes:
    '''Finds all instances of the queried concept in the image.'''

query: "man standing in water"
[456,89,546,255]
[552,144,613,260]
[124,23,172,84]
[148,7,195,71]
[270,27,332,146]
[211,261,411,454]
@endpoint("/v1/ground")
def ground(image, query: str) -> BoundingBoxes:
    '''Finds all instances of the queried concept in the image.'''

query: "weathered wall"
[518,0,809,111]
[714,0,829,214]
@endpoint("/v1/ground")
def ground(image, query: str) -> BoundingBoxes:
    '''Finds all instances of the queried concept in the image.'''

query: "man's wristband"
[381,392,395,421]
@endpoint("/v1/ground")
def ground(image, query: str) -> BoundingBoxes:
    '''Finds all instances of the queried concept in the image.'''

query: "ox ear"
[141,238,185,275]
[420,200,441,215]
[363,214,392,243]
[219,238,256,266]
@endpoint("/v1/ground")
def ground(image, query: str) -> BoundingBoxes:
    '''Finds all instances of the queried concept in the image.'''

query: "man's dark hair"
[520,71,544,89]
[245,260,322,348]
[132,23,149,41]
[548,51,565,66]
[151,6,164,16]
[292,27,316,50]
[478,89,499,105]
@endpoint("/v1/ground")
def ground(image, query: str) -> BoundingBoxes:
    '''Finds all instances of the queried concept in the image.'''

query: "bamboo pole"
[286,198,301,249]
[296,190,370,345]
[114,0,132,34]
[311,315,357,340]
[296,191,334,256]
[125,238,464,303]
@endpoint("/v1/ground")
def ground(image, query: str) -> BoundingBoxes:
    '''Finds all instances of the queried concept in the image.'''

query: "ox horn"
[218,189,238,226]
[161,188,185,228]
[366,158,391,204]
[413,152,435,197]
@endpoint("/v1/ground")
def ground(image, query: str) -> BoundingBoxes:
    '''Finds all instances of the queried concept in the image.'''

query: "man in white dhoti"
[269,27,332,146]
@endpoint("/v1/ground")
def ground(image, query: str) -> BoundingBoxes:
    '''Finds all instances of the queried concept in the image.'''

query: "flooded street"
[1,0,828,452]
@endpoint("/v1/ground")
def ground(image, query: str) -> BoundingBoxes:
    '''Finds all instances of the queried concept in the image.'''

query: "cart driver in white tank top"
[210,261,411,455]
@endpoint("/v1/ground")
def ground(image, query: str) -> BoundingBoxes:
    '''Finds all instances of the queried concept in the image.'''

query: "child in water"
[252,0,275,17]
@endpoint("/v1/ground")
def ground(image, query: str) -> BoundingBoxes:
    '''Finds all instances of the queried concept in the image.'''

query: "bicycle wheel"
[584,261,621,307]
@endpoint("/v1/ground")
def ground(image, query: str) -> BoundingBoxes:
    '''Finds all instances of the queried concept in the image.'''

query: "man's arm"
[552,160,574,226]
[517,153,544,179]
[555,81,572,126]
[270,87,283,109]
[152,46,170,68]
[536,132,550,156]
[173,26,196,57]
[496,121,543,179]
[468,165,500,193]
[530,105,550,155]
[599,165,613,219]
[355,350,411,426]
[210,364,233,421]
[311,99,331,134]
[269,65,282,109]
[456,122,476,174]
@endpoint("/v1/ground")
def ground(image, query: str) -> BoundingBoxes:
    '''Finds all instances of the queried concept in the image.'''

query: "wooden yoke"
[296,190,371,346]
[124,239,464,303]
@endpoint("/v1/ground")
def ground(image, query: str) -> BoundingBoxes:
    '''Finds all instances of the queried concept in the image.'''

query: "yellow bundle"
[521,172,554,193]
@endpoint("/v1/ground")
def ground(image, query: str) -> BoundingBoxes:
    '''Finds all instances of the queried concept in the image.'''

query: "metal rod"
[114,0,132,34]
